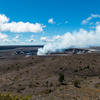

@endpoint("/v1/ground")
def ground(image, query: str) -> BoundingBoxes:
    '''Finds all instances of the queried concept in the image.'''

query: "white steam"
[37,25,100,55]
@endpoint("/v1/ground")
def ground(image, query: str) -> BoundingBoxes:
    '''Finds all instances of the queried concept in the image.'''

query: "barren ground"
[0,51,100,99]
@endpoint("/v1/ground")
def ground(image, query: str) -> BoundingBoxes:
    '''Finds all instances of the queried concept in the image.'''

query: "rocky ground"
[0,47,100,99]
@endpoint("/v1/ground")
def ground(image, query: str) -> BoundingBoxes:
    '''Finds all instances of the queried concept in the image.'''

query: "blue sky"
[0,0,100,45]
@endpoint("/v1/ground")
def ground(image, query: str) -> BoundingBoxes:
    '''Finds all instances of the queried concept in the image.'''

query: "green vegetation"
[36,82,39,85]
[98,75,100,79]
[79,68,83,71]
[74,69,78,72]
[95,83,100,88]
[58,73,64,82]
[60,67,62,70]
[0,92,30,100]
[45,81,48,88]
[50,82,53,87]
[44,89,53,94]
[84,65,90,69]
[73,80,80,87]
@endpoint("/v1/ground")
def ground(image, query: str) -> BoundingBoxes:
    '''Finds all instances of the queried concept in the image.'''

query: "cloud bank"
[37,25,100,55]
[0,14,45,33]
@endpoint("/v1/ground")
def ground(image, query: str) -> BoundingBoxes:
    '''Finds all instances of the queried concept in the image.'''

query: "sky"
[0,0,100,46]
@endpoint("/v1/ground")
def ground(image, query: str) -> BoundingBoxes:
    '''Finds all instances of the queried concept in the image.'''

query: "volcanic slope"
[0,53,100,99]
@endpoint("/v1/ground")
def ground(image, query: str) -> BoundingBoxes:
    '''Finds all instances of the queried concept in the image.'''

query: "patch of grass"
[43,89,53,94]
[59,88,63,90]
[0,92,30,100]
[95,83,100,88]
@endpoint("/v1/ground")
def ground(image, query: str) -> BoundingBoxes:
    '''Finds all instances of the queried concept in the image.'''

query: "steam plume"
[37,25,100,55]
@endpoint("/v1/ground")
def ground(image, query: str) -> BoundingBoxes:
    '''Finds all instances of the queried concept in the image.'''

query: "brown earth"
[0,53,100,99]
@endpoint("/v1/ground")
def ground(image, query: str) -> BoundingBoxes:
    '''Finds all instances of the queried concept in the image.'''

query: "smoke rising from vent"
[37,25,100,55]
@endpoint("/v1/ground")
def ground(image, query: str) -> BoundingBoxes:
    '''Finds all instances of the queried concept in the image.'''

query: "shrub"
[0,92,30,100]
[95,83,100,88]
[58,73,64,82]
[98,75,100,79]
[60,67,62,70]
[61,82,68,85]
[36,82,39,85]
[80,61,82,63]
[87,65,89,69]
[50,82,53,87]
[44,89,53,94]
[79,68,83,71]
[73,80,80,87]
[45,81,48,88]
[74,70,78,72]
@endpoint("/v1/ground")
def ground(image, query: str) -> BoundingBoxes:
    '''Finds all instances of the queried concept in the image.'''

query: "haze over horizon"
[0,0,100,49]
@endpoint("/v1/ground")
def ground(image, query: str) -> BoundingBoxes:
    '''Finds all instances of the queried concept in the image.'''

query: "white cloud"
[12,35,19,42]
[89,22,94,25]
[2,39,11,42]
[12,38,19,42]
[95,21,100,25]
[0,14,9,24]
[0,32,8,39]
[42,24,46,28]
[0,14,45,33]
[40,37,53,42]
[15,35,19,39]
[48,18,55,24]
[52,35,62,41]
[0,22,44,33]
[37,25,100,55]
[65,21,68,23]
[91,14,100,18]
[41,35,61,42]
[81,20,89,25]
[26,38,36,42]
[0,32,11,43]
[81,14,100,25]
